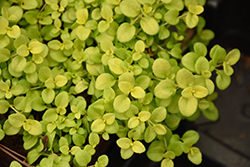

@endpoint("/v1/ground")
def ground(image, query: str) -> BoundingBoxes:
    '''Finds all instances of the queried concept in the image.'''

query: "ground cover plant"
[0,0,240,167]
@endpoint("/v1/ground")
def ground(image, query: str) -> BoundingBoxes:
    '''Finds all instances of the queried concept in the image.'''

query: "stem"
[10,53,18,58]
[30,86,43,90]
[216,63,223,68]
[130,14,143,25]
[135,27,142,36]
[157,45,165,51]
[148,120,156,126]
[152,0,162,13]
[39,3,47,12]
[10,105,19,113]
[178,12,188,19]
[163,137,168,150]
[160,22,169,27]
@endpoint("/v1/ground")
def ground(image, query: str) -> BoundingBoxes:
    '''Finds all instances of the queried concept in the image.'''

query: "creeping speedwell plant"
[0,0,240,167]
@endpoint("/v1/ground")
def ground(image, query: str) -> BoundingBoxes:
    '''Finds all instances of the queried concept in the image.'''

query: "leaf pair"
[176,69,208,117]
[0,16,20,38]
[117,137,146,159]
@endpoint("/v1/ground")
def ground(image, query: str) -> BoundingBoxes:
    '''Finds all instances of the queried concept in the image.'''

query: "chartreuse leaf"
[181,87,193,98]
[121,147,134,159]
[135,75,151,90]
[59,137,69,155]
[96,154,109,167]
[154,124,167,135]
[117,137,132,149]
[223,62,234,76]
[117,23,136,42]
[140,17,159,35]
[3,120,20,135]
[225,49,240,66]
[55,91,69,108]
[76,25,91,41]
[21,0,38,10]
[8,113,26,128]
[91,119,105,132]
[76,8,88,24]
[39,66,53,82]
[103,113,115,125]
[182,130,199,145]
[75,80,89,94]
[193,86,208,98]
[42,88,55,104]
[24,119,43,136]
[113,95,131,113]
[24,61,36,73]
[28,41,44,54]
[7,25,21,38]
[42,108,58,122]
[188,5,204,15]
[128,117,140,129]
[210,45,226,65]
[194,42,207,57]
[144,125,156,143]
[101,5,113,22]
[132,141,145,153]
[103,86,115,100]
[75,150,91,166]
[161,158,174,167]
[152,58,171,78]
[55,75,68,87]
[165,0,184,11]
[0,48,10,62]
[135,40,145,53]
[10,161,22,167]
[201,101,219,121]
[119,72,135,86]
[188,147,202,165]
[147,144,165,162]
[120,0,140,18]
[89,132,100,147]
[164,9,179,25]
[151,107,167,122]
[0,35,10,48]
[182,52,199,72]
[216,70,231,90]
[176,68,195,88]
[159,26,170,40]
[195,57,209,74]
[138,111,151,122]
[178,96,198,117]
[154,79,176,99]
[23,135,38,150]
[95,73,116,90]
[0,100,9,114]
[108,57,124,74]
[186,12,199,28]
[131,86,145,99]
[10,55,26,72]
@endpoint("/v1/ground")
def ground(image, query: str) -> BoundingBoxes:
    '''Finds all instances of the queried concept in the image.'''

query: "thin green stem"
[10,53,18,58]
[30,86,43,90]
[157,45,165,51]
[39,3,47,12]
[10,105,19,113]
[160,22,169,27]
[178,12,188,19]
[130,14,143,25]
[216,63,223,68]
[164,137,168,150]
[148,120,156,126]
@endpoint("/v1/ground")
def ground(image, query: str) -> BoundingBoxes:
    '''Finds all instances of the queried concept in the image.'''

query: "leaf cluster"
[0,0,240,167]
